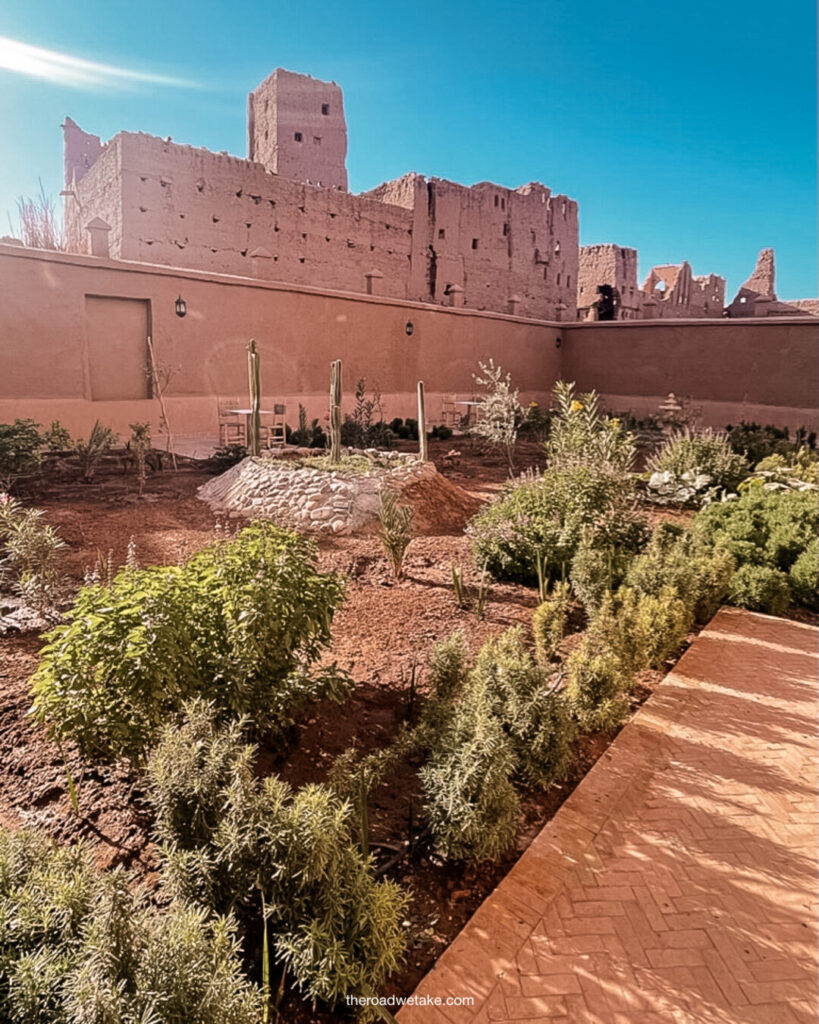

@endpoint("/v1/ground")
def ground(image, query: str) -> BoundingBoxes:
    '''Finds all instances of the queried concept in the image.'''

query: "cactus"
[417,380,428,461]
[247,339,261,457]
[329,359,342,463]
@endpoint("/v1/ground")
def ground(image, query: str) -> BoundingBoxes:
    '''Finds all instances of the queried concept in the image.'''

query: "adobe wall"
[1,246,815,439]
[0,245,563,437]
[561,318,819,430]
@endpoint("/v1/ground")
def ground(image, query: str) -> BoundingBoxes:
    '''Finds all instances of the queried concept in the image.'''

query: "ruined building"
[62,68,578,320]
[725,248,819,317]
[577,244,726,320]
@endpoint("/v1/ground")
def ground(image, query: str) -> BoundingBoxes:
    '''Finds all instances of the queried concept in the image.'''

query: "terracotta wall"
[562,319,819,430]
[0,245,563,437]
[0,245,816,439]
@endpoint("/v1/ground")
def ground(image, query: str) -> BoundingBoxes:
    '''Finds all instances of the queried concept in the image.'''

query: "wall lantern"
[174,295,187,318]
[405,321,414,337]
[555,337,562,348]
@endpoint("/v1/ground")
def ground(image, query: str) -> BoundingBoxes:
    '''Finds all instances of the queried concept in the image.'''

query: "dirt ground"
[0,438,689,1021]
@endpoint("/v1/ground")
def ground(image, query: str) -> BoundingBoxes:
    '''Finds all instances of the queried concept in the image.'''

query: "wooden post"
[146,335,177,471]
[329,359,342,463]
[417,380,428,461]
[247,339,261,457]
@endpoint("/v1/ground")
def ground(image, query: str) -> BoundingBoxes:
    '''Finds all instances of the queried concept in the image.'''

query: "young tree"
[471,359,525,473]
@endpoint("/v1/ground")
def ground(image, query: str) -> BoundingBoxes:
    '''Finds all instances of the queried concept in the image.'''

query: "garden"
[0,372,816,1024]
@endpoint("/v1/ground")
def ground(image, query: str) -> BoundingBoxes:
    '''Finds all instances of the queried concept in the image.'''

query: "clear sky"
[0,0,816,299]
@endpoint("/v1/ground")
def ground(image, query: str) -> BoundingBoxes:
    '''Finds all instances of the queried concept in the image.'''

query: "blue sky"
[1,0,816,298]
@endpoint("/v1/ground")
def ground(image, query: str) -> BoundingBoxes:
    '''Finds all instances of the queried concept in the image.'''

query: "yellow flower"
[529,401,539,408]
[571,400,584,412]
[610,417,620,428]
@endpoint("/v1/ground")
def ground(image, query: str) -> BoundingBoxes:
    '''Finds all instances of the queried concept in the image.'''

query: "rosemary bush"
[564,641,631,732]
[0,827,261,1024]
[32,522,347,761]
[146,703,407,1009]
[532,581,571,664]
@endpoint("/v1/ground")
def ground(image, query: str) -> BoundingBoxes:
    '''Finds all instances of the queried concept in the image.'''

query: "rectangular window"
[294,132,303,142]
[494,195,499,207]
[438,228,446,239]
[503,223,509,236]
[321,103,330,115]
[471,238,478,250]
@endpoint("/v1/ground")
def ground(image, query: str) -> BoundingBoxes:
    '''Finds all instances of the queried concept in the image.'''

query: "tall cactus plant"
[247,339,261,457]
[417,380,428,461]
[329,359,342,463]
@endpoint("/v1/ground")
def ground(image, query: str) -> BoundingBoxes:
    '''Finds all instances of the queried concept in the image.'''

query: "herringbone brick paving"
[397,607,818,1023]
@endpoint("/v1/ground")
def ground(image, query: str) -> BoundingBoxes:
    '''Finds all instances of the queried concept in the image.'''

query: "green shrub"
[0,419,43,491]
[564,641,631,732]
[420,676,520,862]
[532,582,571,664]
[0,827,261,1024]
[627,523,734,623]
[726,421,812,465]
[470,360,525,472]
[739,449,818,493]
[146,703,407,1008]
[545,381,636,474]
[73,420,116,483]
[696,490,817,596]
[0,496,66,611]
[789,540,818,610]
[377,489,413,579]
[471,628,575,788]
[568,539,622,615]
[729,564,791,615]
[647,427,749,493]
[589,586,689,675]
[469,465,646,585]
[32,522,347,761]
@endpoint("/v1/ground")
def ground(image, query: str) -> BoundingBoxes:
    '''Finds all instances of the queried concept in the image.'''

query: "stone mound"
[197,453,438,535]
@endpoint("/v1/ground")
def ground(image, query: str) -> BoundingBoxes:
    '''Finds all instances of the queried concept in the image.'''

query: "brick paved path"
[398,607,818,1023]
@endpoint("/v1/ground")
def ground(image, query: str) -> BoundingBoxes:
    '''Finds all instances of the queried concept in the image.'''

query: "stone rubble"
[197,450,438,534]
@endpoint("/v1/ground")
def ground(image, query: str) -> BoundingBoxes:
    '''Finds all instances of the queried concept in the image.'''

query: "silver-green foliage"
[377,489,413,579]
[145,702,407,1009]
[532,582,571,664]
[0,496,66,611]
[32,521,347,762]
[0,828,261,1024]
[545,381,636,474]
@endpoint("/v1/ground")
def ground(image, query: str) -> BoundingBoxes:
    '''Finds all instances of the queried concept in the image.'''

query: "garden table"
[225,408,274,440]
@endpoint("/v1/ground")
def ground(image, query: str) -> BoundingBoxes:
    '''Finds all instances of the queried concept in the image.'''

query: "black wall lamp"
[555,336,562,348]
[175,295,187,318]
[405,321,414,337]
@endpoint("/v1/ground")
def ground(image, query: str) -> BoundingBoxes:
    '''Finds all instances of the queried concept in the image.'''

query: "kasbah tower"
[62,68,580,320]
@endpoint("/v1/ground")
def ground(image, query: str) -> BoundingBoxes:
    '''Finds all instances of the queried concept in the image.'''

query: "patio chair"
[441,394,461,430]
[217,397,246,446]
[265,403,287,448]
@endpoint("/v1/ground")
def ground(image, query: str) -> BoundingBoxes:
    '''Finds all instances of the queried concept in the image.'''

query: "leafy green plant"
[564,641,631,732]
[626,523,734,624]
[471,359,525,472]
[646,427,749,503]
[73,420,117,482]
[420,675,520,862]
[0,826,261,1024]
[532,582,571,664]
[469,465,647,585]
[32,521,347,761]
[146,703,407,1010]
[0,495,65,611]
[789,539,818,610]
[342,378,389,449]
[0,419,43,491]
[41,420,73,452]
[726,421,814,465]
[738,449,818,493]
[545,381,636,474]
[589,586,690,675]
[470,628,575,788]
[377,490,413,579]
[728,564,791,616]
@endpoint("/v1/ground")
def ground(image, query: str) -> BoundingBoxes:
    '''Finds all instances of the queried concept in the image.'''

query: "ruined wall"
[365,174,578,318]
[641,261,726,319]
[1,245,816,438]
[248,69,348,190]
[577,244,640,319]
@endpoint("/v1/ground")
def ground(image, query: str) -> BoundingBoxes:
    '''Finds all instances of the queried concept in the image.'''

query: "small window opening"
[503,223,509,236]
[294,132,303,142]
[471,238,479,250]
[321,103,330,115]
[556,272,561,285]
[494,195,499,207]
[501,198,506,210]
[566,275,571,288]
[438,228,446,240]
[554,241,561,256]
